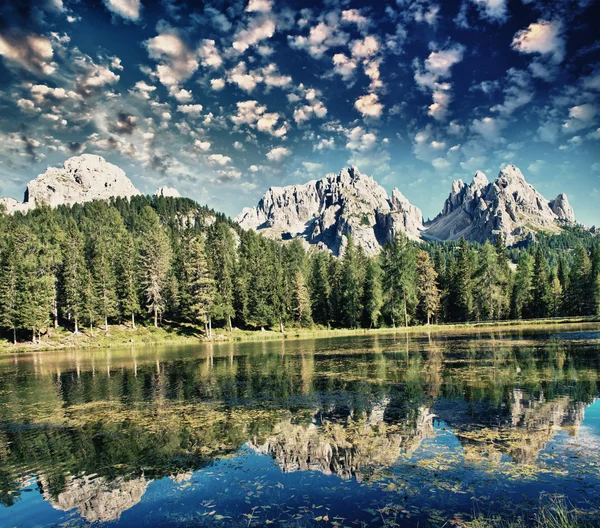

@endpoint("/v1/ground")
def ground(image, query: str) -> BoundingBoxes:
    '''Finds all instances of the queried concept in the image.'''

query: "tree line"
[0,196,599,343]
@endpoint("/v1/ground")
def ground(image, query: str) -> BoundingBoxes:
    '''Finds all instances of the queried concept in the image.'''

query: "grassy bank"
[1,316,599,354]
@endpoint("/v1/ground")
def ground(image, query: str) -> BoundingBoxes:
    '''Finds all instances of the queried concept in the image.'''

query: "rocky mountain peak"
[425,165,575,245]
[0,154,141,214]
[155,186,182,198]
[235,166,423,255]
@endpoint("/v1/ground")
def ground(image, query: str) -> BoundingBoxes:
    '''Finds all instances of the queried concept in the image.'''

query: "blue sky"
[0,0,599,225]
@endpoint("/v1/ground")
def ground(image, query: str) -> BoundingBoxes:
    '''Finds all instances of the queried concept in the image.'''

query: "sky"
[0,0,599,225]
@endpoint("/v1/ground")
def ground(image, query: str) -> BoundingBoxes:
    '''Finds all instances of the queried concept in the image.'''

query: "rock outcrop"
[0,154,141,214]
[155,186,181,198]
[235,166,423,255]
[424,165,575,246]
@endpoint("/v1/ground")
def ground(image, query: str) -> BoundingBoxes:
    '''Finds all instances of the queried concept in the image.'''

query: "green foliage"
[0,196,599,344]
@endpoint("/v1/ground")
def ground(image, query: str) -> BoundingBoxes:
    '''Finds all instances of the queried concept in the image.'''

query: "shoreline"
[1,316,599,354]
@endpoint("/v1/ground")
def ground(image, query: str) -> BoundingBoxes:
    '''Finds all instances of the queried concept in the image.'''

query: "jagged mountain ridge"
[239,164,577,251]
[0,154,183,215]
[424,165,575,246]
[235,166,423,256]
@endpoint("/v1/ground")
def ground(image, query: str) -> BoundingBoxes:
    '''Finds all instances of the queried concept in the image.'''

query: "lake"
[1,325,600,527]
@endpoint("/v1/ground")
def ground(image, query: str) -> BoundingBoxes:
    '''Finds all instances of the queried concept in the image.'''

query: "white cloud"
[315,137,335,150]
[350,36,379,59]
[210,78,225,91]
[471,0,508,23]
[0,33,55,75]
[341,9,370,32]
[198,39,222,68]
[345,126,377,152]
[460,156,487,172]
[332,53,357,81]
[414,44,464,121]
[289,18,349,59]
[207,153,232,166]
[432,157,451,170]
[103,0,141,21]
[177,104,203,116]
[471,116,504,141]
[231,100,288,137]
[562,103,597,132]
[490,68,533,115]
[266,146,291,161]
[130,80,156,99]
[172,88,192,102]
[232,17,276,53]
[511,20,565,64]
[145,28,198,96]
[527,159,546,174]
[355,93,384,118]
[262,63,292,88]
[246,0,272,13]
[227,61,262,92]
[194,139,211,151]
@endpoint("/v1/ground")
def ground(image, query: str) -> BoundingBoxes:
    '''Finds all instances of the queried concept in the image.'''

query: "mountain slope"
[0,154,140,214]
[424,165,575,245]
[235,166,423,255]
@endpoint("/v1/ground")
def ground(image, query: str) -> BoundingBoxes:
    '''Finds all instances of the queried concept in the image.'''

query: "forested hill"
[0,196,599,345]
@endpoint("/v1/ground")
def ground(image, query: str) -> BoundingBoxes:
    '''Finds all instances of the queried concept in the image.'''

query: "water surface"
[1,325,600,527]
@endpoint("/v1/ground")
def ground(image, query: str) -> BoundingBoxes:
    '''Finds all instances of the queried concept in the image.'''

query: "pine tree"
[454,238,473,321]
[494,234,511,319]
[60,218,87,334]
[309,252,331,327]
[340,235,363,328]
[116,232,140,328]
[511,252,534,319]
[549,270,563,317]
[292,270,313,327]
[0,225,20,343]
[416,250,440,325]
[589,244,600,316]
[567,246,591,316]
[181,233,214,336]
[530,247,550,318]
[206,222,236,331]
[362,258,383,328]
[138,207,172,327]
[381,233,417,327]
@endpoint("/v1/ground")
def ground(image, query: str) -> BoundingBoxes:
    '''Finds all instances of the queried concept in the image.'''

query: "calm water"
[1,325,600,527]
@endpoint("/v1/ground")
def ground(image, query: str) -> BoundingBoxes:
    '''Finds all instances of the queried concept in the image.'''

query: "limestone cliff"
[424,165,575,246]
[235,166,423,255]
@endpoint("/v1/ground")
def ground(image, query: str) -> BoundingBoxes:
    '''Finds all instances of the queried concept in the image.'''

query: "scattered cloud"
[266,146,291,161]
[103,0,141,21]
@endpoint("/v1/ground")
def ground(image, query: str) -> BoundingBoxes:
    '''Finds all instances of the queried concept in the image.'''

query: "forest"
[0,196,599,344]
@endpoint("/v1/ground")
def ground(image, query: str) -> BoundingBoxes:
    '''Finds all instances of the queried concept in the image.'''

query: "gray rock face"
[235,166,423,255]
[1,154,141,214]
[424,165,575,246]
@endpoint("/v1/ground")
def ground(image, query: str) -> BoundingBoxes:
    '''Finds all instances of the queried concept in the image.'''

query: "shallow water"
[1,325,600,527]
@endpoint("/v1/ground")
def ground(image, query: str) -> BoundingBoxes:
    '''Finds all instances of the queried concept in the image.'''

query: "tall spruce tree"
[453,238,473,321]
[309,252,331,327]
[60,218,87,334]
[340,235,364,328]
[362,259,383,328]
[381,233,416,327]
[206,221,236,331]
[138,207,172,327]
[511,252,534,319]
[0,224,20,343]
[292,270,313,327]
[530,247,551,318]
[415,250,440,325]
[116,232,140,328]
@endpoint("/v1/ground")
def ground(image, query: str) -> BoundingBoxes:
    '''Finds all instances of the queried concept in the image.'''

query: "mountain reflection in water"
[1,325,599,527]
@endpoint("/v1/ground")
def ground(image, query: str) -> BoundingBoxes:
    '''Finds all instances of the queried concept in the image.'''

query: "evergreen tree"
[362,259,383,328]
[309,252,331,327]
[415,250,440,325]
[381,233,417,327]
[530,247,550,318]
[549,270,563,317]
[511,252,534,319]
[60,218,87,334]
[0,225,20,343]
[340,235,363,328]
[589,244,600,316]
[567,246,591,316]
[206,221,236,331]
[138,207,172,327]
[453,238,473,321]
[180,232,214,336]
[116,232,140,328]
[292,270,313,327]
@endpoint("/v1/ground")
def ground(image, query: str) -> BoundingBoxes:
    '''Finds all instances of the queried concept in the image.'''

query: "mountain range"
[0,154,583,252]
